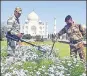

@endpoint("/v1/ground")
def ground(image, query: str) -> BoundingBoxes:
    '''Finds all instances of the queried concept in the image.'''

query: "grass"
[1,40,7,48]
[22,40,70,58]
[1,40,86,58]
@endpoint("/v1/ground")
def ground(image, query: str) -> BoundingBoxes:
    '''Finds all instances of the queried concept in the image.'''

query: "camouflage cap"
[15,7,22,13]
[65,15,72,22]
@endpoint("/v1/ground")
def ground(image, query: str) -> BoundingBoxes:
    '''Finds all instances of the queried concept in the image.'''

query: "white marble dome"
[28,11,39,20]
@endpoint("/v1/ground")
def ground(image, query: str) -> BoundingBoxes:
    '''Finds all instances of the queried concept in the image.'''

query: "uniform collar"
[13,15,20,24]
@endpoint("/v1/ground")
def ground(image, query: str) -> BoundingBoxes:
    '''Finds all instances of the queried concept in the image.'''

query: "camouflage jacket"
[58,24,86,41]
[7,15,20,35]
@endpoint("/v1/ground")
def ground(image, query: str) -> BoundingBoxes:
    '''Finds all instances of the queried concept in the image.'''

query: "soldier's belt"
[70,39,82,44]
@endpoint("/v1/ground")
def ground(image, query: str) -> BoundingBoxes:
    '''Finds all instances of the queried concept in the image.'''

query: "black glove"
[52,33,58,42]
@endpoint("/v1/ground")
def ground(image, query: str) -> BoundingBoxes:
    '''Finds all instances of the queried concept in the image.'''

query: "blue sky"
[1,1,86,33]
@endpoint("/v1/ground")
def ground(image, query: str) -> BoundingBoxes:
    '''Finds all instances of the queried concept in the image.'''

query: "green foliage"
[22,34,32,39]
[35,35,41,41]
[23,61,38,72]
[1,41,86,76]
[21,59,53,75]
[22,58,53,71]
[37,58,53,69]
[1,51,7,57]
[61,57,85,76]
[70,64,85,76]
[1,41,7,57]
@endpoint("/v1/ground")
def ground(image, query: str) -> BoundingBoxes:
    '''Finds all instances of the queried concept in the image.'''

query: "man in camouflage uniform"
[7,7,22,56]
[57,15,86,61]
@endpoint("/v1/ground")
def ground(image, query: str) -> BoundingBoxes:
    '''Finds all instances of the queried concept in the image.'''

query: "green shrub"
[35,35,41,41]
[22,34,32,39]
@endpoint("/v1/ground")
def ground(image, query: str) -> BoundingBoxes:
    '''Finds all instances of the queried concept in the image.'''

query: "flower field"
[1,41,86,76]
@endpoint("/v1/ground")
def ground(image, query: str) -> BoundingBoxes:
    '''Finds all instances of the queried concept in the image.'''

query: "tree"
[48,34,49,39]
[22,34,32,39]
[0,22,7,40]
[35,35,41,41]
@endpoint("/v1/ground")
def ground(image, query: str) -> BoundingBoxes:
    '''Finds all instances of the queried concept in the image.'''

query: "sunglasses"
[15,11,21,14]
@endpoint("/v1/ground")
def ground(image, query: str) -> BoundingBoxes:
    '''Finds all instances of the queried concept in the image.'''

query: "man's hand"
[53,33,60,42]
[17,33,23,38]
[52,34,58,42]
[56,33,60,39]
[52,38,57,42]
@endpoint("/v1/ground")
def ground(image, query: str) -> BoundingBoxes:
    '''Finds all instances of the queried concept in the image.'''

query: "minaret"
[54,17,56,34]
[46,22,48,38]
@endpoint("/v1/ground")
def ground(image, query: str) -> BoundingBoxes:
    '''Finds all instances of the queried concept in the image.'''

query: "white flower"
[57,65,64,70]
[14,62,22,65]
[6,57,15,65]
[30,72,33,74]
[48,74,55,76]
[20,69,27,76]
[76,64,79,66]
[68,63,72,66]
[24,70,28,73]
[80,73,86,76]
[36,71,41,75]
[38,68,42,71]
[44,72,48,75]
[48,67,54,73]
[10,66,14,70]
[73,58,77,63]
[42,66,46,68]
[66,74,70,76]
[55,71,60,75]
[58,72,64,76]
[5,73,12,76]
[60,70,64,74]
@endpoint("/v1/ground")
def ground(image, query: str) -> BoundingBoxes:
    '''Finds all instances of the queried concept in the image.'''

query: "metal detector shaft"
[48,41,55,56]
[20,39,36,46]
[6,34,46,53]
[48,34,59,56]
[21,39,46,53]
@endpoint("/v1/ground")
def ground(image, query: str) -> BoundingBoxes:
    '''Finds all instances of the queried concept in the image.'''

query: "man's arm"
[79,24,86,36]
[57,26,66,38]
[7,17,19,35]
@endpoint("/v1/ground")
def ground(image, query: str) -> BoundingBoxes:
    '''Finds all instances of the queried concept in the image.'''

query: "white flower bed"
[1,44,86,76]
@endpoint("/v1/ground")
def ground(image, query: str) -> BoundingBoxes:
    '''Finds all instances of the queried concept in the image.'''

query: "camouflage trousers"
[70,41,85,61]
[7,38,18,56]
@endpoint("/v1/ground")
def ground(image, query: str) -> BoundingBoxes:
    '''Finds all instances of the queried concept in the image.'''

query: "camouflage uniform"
[58,24,86,60]
[7,7,22,56]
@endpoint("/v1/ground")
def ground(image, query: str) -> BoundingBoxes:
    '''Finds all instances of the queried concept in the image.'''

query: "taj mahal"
[21,10,56,38]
